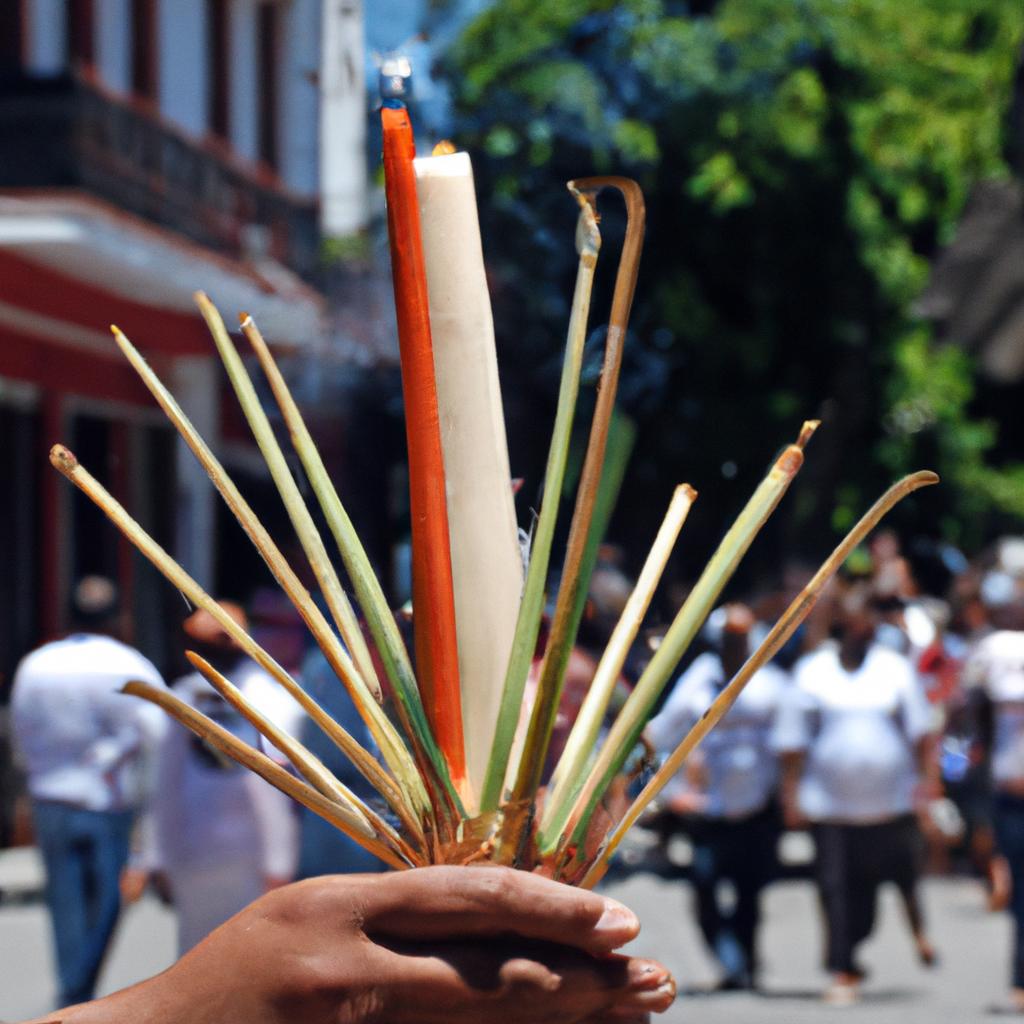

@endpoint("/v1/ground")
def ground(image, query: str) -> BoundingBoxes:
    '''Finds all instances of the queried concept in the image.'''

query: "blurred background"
[0,1,1023,1020]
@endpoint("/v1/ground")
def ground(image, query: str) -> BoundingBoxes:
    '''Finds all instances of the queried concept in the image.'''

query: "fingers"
[357,866,640,954]
[366,940,675,1024]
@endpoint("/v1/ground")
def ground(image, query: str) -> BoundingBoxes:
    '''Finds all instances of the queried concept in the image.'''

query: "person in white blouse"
[148,603,301,955]
[776,583,937,1006]
[647,603,789,991]
[11,577,167,1007]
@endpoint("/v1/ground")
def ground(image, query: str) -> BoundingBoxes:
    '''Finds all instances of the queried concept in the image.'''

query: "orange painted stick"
[381,105,467,791]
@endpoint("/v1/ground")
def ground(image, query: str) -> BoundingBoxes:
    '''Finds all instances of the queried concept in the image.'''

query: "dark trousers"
[689,804,779,983]
[32,800,134,1005]
[993,792,1024,988]
[813,815,922,975]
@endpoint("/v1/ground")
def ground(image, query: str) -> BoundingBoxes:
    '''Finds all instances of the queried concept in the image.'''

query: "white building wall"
[158,1,209,137]
[229,0,260,163]
[26,0,67,75]
[280,0,320,197]
[319,0,367,234]
[96,0,131,93]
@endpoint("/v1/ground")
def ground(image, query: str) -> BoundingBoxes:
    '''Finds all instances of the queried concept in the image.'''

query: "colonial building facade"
[0,0,347,680]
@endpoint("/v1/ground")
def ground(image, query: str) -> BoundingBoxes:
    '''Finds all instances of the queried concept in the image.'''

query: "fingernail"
[621,980,676,1010]
[594,898,640,939]
[628,961,669,990]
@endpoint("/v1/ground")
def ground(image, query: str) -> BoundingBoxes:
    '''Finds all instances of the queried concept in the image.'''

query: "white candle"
[414,150,523,807]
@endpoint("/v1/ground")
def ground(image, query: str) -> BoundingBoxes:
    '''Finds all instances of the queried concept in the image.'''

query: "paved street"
[0,847,1012,1022]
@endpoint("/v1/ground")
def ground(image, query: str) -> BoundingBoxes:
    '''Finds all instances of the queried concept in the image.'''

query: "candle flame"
[432,140,457,156]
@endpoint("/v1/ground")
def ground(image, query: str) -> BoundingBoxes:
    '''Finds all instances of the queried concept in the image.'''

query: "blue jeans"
[32,801,134,1005]
[688,804,779,986]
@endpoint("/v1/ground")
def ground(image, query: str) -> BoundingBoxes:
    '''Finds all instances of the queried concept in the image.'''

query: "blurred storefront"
[0,1,330,684]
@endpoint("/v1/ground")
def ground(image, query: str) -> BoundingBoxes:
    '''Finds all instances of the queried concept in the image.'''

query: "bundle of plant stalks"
[49,157,936,888]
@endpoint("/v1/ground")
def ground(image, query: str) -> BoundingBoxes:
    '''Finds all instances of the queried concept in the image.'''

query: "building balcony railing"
[0,73,320,283]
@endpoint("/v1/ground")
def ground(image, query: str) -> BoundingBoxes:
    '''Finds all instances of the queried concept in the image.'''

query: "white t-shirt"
[647,652,789,819]
[963,630,1024,785]
[774,643,931,823]
[11,634,167,812]
[150,659,303,879]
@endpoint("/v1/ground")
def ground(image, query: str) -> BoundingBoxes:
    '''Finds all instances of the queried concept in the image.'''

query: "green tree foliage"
[445,0,1024,565]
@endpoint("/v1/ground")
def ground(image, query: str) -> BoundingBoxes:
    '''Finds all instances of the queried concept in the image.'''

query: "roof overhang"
[0,191,325,354]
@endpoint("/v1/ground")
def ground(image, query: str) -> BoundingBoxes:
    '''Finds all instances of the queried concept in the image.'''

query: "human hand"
[118,867,149,905]
[33,866,675,1024]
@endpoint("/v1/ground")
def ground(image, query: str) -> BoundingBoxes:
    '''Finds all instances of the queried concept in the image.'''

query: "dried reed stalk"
[577,469,941,886]
[510,178,646,808]
[49,445,419,834]
[122,681,410,870]
[557,422,818,855]
[539,483,696,849]
[237,315,461,824]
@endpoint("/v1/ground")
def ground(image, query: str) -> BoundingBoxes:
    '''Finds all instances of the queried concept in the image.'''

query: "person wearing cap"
[147,603,302,955]
[10,577,167,1006]
[646,603,789,991]
[775,582,937,1006]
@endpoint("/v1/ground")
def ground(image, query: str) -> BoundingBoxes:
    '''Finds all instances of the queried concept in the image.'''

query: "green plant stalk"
[109,325,430,841]
[557,421,819,859]
[122,681,410,870]
[510,179,645,807]
[579,469,941,888]
[49,444,417,833]
[193,295,430,817]
[479,191,601,812]
[194,295,378,696]
[238,315,462,820]
[538,482,696,849]
[186,652,423,866]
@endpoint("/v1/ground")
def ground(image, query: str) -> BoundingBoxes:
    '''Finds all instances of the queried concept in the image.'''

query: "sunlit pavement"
[603,870,1011,1023]
[0,846,1012,1023]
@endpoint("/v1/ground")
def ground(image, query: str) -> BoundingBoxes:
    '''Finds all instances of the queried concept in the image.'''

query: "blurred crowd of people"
[600,529,1024,1012]
[9,526,1024,1014]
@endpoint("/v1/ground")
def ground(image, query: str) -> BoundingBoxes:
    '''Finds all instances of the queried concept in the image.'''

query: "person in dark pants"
[647,603,788,990]
[777,584,937,1006]
[686,803,780,988]
[962,597,1024,1013]
[813,816,927,980]
[994,794,1024,1004]
[10,578,167,1006]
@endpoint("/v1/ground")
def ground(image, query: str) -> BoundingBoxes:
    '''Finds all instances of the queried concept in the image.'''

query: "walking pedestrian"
[776,583,937,1006]
[962,595,1024,1014]
[148,603,301,955]
[647,603,788,991]
[10,577,166,1006]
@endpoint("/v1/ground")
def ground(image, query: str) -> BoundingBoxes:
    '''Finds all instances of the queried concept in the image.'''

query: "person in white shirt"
[775,583,937,1005]
[647,603,789,991]
[962,598,1024,1013]
[10,577,166,1006]
[148,603,301,955]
